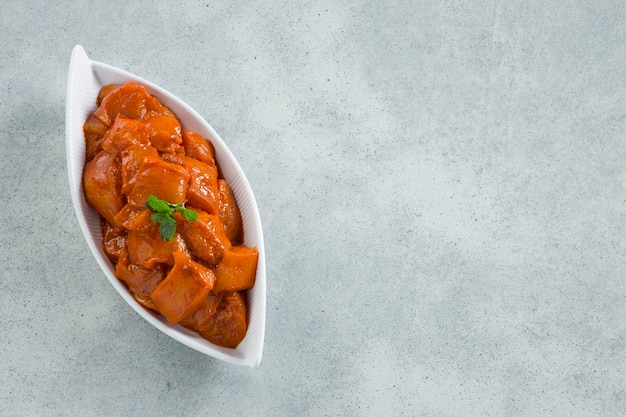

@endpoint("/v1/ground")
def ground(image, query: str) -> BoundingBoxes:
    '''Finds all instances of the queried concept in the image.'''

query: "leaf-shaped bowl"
[65,45,266,366]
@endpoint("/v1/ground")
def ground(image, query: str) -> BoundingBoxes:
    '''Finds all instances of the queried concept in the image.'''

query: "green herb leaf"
[180,207,199,221]
[145,194,172,213]
[144,195,197,241]
[158,217,177,241]
[150,212,171,224]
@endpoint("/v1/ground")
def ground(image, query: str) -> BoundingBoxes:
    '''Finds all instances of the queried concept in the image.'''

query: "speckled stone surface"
[1,1,625,415]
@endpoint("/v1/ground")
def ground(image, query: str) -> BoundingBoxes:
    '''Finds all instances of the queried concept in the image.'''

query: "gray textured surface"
[1,1,625,415]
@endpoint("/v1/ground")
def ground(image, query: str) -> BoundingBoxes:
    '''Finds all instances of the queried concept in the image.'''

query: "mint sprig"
[145,194,198,240]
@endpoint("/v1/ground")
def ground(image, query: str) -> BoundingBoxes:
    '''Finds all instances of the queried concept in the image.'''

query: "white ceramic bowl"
[65,45,266,366]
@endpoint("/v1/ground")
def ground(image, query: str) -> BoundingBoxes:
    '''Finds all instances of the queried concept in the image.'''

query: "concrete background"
[1,0,625,415]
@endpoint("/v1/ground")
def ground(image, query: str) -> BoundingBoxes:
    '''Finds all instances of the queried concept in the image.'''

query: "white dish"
[65,45,266,366]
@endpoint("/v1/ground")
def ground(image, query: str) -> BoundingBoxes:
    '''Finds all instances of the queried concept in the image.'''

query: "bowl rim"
[65,45,266,366]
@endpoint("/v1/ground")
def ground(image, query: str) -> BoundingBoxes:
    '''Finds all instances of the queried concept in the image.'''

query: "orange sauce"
[83,82,257,348]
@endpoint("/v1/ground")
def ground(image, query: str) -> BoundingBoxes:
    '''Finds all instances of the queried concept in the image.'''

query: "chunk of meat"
[120,144,160,194]
[115,247,166,298]
[127,222,189,269]
[83,115,109,161]
[213,246,258,293]
[151,251,216,324]
[93,82,168,127]
[101,220,127,262]
[162,154,219,215]
[113,204,152,231]
[181,130,215,164]
[133,294,159,312]
[199,291,247,348]
[178,210,231,265]
[96,84,119,106]
[126,159,190,207]
[179,292,224,332]
[101,115,151,154]
[83,151,124,227]
[217,179,242,243]
[144,114,182,154]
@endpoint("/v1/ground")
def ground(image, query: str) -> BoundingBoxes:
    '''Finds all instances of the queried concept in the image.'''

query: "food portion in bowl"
[82,82,258,348]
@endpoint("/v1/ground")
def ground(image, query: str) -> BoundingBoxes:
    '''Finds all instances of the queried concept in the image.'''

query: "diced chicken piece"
[120,144,160,194]
[115,247,166,298]
[179,292,225,333]
[200,291,247,348]
[144,114,182,154]
[93,82,168,127]
[101,220,127,262]
[213,246,258,293]
[83,151,124,227]
[181,129,215,164]
[127,158,190,207]
[162,153,219,215]
[217,179,242,243]
[101,115,151,154]
[151,251,216,324]
[127,222,189,269]
[178,210,231,265]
